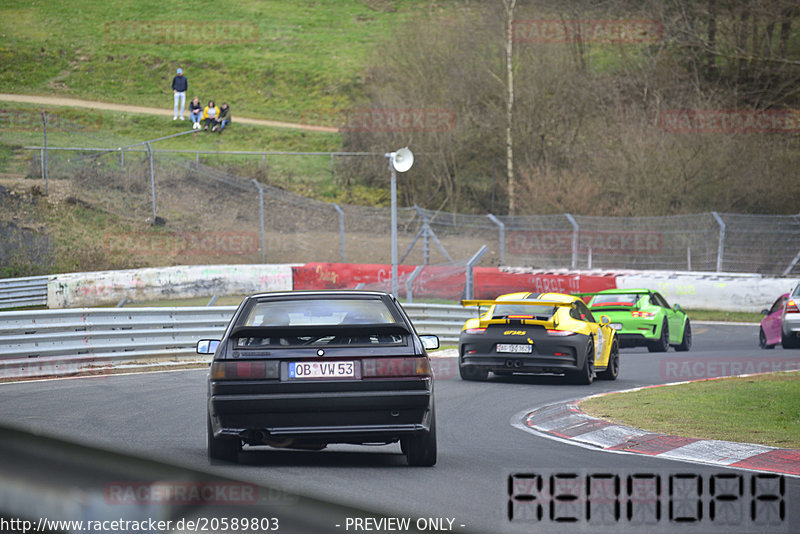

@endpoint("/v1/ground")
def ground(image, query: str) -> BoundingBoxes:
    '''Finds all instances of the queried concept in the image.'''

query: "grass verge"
[580,372,800,448]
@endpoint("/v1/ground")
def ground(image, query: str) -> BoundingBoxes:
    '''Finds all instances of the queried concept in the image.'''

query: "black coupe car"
[198,290,439,466]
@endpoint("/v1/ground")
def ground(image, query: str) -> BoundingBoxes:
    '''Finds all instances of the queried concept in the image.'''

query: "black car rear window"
[234,298,404,347]
[241,298,398,327]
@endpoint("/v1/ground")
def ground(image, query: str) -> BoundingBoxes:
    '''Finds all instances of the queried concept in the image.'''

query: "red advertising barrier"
[292,263,617,300]
[473,268,617,299]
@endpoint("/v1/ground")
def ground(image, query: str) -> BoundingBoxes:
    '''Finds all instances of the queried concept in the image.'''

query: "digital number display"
[508,470,787,532]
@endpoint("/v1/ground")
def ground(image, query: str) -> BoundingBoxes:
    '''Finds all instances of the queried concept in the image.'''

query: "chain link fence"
[22,146,800,276]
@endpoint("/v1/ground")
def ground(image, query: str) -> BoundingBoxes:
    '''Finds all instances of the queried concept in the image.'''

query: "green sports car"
[579,289,691,352]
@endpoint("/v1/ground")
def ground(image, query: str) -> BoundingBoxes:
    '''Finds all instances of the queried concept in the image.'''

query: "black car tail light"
[211,360,280,380]
[362,357,431,378]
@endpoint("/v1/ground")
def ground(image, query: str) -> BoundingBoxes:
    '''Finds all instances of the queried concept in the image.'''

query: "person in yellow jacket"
[201,100,219,131]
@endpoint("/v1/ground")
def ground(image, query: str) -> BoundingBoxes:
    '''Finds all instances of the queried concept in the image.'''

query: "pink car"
[759,292,800,349]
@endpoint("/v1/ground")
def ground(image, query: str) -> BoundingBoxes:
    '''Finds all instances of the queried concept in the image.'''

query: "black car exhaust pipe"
[513,360,523,368]
[505,359,514,368]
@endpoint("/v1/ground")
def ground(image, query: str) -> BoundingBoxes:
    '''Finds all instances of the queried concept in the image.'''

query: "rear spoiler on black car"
[230,323,411,339]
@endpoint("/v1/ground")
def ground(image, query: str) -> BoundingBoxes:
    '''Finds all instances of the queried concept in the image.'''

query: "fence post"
[333,203,345,263]
[565,213,579,270]
[252,179,266,263]
[711,211,725,272]
[465,245,489,300]
[486,214,505,265]
[687,247,692,271]
[146,142,156,223]
[41,111,48,195]
[120,148,125,170]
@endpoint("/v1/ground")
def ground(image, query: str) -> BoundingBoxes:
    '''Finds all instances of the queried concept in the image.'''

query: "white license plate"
[496,344,533,354]
[289,361,355,379]
[610,323,623,330]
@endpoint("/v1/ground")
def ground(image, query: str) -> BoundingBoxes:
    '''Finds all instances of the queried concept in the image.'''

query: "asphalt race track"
[1,322,798,534]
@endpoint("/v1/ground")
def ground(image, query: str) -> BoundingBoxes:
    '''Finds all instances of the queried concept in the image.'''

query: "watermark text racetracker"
[661,109,800,134]
[301,108,456,132]
[512,19,663,43]
[661,357,800,380]
[105,232,259,257]
[104,20,258,45]
[0,109,102,131]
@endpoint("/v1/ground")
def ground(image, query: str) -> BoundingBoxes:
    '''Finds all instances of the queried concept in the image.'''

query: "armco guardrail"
[0,304,471,379]
[0,275,48,309]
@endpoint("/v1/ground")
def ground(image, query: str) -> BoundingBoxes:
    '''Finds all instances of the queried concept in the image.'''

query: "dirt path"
[0,93,338,134]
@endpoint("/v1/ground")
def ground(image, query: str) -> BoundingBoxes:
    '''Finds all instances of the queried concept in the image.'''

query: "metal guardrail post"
[465,245,488,300]
[565,213,579,270]
[334,203,345,263]
[711,211,725,272]
[405,265,424,304]
[486,214,505,265]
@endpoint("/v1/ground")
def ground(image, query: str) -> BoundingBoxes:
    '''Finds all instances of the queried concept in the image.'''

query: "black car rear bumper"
[209,378,433,444]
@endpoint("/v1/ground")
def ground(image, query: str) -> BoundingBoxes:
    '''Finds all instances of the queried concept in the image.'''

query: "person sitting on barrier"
[201,100,219,131]
[189,97,203,130]
[211,103,231,133]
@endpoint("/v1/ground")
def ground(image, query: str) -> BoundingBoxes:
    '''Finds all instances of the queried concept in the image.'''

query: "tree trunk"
[505,0,517,215]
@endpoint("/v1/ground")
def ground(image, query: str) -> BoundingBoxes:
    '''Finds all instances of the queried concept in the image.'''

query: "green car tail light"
[631,310,656,318]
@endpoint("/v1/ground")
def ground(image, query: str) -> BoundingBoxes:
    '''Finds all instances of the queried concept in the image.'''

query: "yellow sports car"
[459,292,619,384]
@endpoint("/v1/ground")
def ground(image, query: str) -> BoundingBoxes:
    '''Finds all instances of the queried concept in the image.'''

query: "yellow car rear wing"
[461,299,573,329]
[461,299,573,308]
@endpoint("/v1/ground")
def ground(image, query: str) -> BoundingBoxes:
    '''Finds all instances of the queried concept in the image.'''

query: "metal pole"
[39,148,44,182]
[565,213,579,269]
[413,206,430,265]
[465,245,489,300]
[587,247,592,269]
[146,142,156,223]
[486,214,505,265]
[120,148,124,170]
[687,247,692,271]
[405,265,424,304]
[252,180,265,263]
[330,153,335,182]
[334,203,345,263]
[41,111,48,195]
[390,156,398,297]
[711,211,725,272]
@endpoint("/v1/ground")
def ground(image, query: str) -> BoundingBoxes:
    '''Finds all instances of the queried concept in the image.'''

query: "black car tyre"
[207,414,240,462]
[759,328,774,349]
[648,320,669,353]
[597,339,619,380]
[568,340,594,385]
[403,411,437,467]
[459,363,489,381]
[675,320,692,352]
[781,331,799,349]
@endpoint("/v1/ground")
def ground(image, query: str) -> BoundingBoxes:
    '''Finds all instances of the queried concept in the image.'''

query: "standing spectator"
[172,67,187,120]
[189,97,202,130]
[202,100,219,131]
[212,103,231,133]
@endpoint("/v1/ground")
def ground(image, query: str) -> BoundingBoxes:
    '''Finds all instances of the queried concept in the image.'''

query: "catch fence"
[20,146,800,276]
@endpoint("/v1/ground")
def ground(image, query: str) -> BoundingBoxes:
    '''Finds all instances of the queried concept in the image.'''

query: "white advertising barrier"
[615,272,799,313]
[47,264,297,308]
